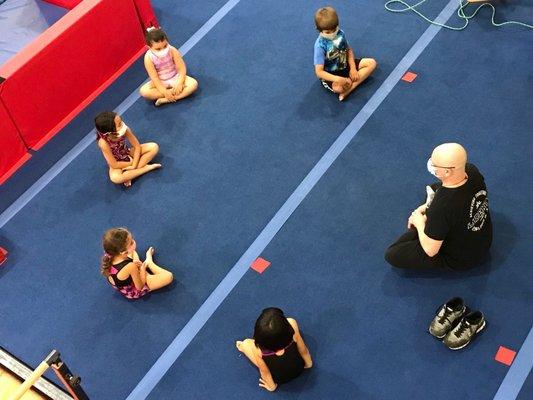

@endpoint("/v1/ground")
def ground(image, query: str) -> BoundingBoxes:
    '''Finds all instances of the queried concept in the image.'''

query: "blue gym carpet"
[0,1,531,399]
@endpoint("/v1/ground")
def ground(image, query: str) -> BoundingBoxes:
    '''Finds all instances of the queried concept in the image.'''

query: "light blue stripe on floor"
[126,1,460,399]
[493,325,533,400]
[0,0,242,229]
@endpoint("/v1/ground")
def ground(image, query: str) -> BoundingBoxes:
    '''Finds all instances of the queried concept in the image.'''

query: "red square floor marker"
[251,257,271,274]
[0,247,7,266]
[495,346,516,366]
[402,71,418,83]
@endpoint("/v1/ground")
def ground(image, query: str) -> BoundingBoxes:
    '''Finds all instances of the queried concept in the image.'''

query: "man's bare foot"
[123,180,132,188]
[155,98,171,107]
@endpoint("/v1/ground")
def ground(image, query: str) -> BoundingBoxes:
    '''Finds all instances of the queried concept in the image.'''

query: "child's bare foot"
[236,341,244,352]
[145,246,155,261]
[155,98,171,107]
[148,163,162,171]
[338,82,358,101]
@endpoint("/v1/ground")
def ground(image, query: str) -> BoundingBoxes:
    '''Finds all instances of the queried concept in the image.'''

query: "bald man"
[385,143,492,270]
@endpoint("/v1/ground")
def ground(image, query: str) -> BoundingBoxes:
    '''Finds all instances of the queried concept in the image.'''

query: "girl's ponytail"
[101,228,130,277]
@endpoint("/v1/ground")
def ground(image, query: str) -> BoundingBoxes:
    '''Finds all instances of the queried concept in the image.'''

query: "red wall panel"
[0,85,31,184]
[133,0,159,30]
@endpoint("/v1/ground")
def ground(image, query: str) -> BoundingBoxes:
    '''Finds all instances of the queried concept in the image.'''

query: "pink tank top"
[148,48,178,81]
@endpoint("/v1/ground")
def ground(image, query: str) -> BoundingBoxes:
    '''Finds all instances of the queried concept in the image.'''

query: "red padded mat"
[0,0,146,151]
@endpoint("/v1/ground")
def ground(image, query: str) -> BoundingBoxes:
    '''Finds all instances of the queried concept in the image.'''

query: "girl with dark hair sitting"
[139,28,198,106]
[101,227,173,299]
[236,308,313,392]
[94,111,161,187]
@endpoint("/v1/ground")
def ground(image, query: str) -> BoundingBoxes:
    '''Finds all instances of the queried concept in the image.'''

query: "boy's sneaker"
[429,297,467,339]
[443,311,486,350]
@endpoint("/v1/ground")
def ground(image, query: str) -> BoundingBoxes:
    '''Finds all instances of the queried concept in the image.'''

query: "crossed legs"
[139,75,198,106]
[108,143,161,186]
[131,248,174,291]
[332,58,378,101]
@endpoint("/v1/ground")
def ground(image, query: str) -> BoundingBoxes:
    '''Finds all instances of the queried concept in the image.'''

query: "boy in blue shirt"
[314,6,377,101]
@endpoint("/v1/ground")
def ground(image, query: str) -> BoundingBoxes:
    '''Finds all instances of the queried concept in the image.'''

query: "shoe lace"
[437,308,453,324]
[454,321,469,338]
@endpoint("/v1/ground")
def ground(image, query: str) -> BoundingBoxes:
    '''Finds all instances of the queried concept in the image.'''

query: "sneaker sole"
[428,328,447,339]
[446,320,486,350]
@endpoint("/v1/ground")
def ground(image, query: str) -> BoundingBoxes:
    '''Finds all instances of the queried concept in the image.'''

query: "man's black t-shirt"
[425,163,492,270]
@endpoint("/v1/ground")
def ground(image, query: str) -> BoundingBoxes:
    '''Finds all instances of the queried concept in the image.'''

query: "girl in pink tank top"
[139,28,198,106]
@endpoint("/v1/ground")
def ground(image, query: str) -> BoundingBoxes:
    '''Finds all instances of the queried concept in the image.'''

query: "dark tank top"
[261,341,305,384]
[109,258,133,287]
[96,132,131,162]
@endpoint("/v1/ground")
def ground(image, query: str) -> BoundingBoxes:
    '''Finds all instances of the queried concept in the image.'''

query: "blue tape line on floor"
[125,1,460,398]
[493,325,533,400]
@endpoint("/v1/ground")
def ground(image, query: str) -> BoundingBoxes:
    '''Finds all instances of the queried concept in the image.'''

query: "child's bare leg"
[137,143,159,168]
[354,58,377,86]
[173,76,198,100]
[339,58,378,101]
[332,80,351,95]
[139,82,165,100]
[145,265,173,290]
[236,339,259,367]
[144,247,173,290]
[155,76,198,106]
[109,164,161,186]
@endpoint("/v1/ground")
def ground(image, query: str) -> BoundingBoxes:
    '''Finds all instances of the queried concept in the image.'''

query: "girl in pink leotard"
[139,28,198,106]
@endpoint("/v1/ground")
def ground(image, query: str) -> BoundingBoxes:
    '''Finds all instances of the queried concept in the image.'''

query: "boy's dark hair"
[145,28,168,46]
[315,6,339,31]
[253,308,295,351]
[94,111,117,134]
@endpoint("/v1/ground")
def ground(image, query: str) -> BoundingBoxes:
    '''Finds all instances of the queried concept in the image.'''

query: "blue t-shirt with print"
[313,29,350,72]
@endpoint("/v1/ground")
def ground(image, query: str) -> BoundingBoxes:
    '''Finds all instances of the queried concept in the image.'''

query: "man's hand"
[410,209,427,230]
[259,378,277,392]
[415,204,427,215]
[407,214,414,230]
[349,68,359,82]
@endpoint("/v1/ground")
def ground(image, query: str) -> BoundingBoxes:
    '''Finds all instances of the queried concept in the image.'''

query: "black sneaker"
[429,297,467,339]
[443,311,486,350]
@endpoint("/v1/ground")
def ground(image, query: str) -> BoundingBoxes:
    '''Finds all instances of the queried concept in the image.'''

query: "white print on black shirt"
[467,190,489,231]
